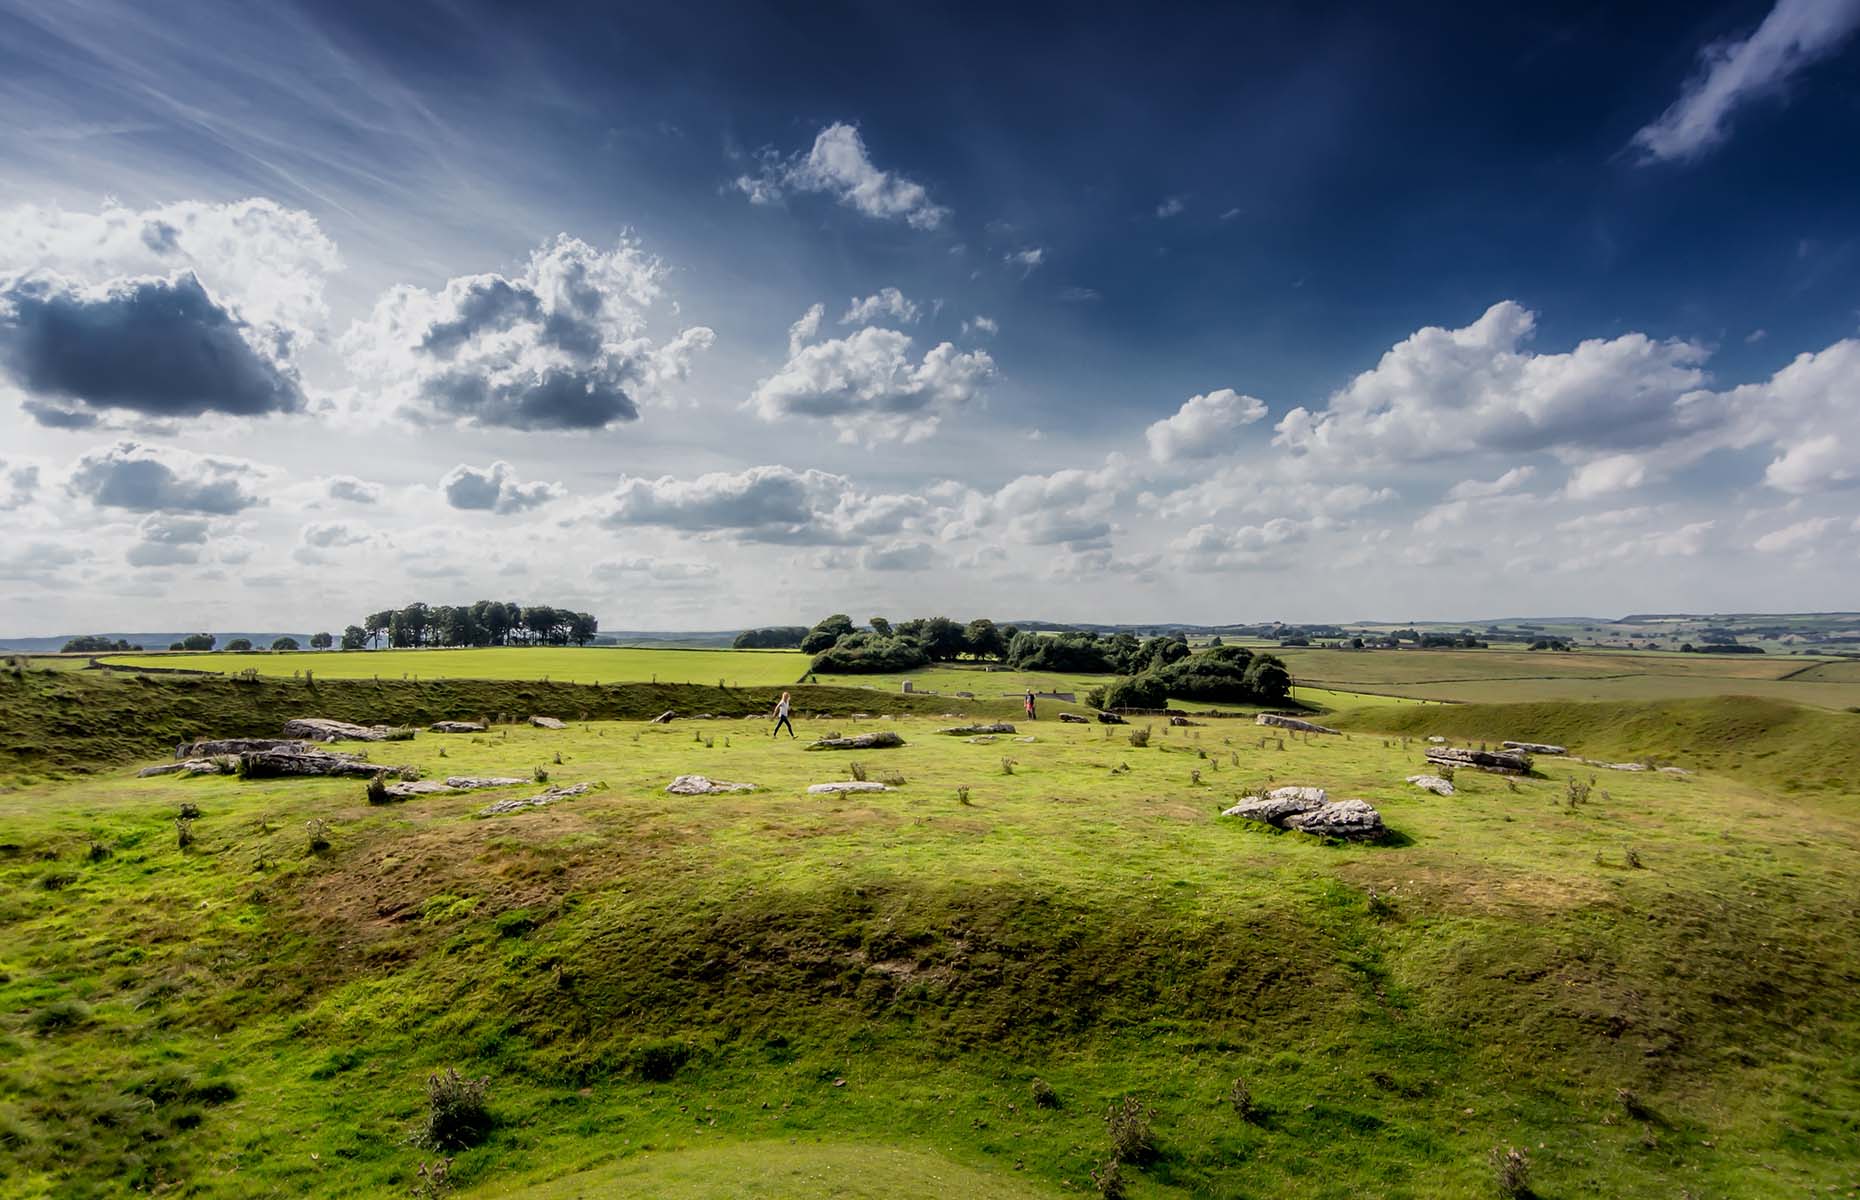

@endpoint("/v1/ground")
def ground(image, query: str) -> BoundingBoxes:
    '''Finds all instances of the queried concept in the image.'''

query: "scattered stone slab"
[850,712,873,720]
[665,775,757,795]
[1059,713,1090,724]
[1502,740,1566,755]
[806,781,892,795]
[479,782,595,816]
[938,723,1017,735]
[1657,766,1693,776]
[1256,713,1339,734]
[444,776,529,790]
[430,721,487,734]
[649,711,675,725]
[953,691,975,699]
[1221,792,1326,826]
[1406,774,1456,796]
[1267,785,1328,804]
[529,716,566,730]
[967,735,999,744]
[1425,746,1531,775]
[807,731,905,751]
[1285,799,1386,841]
[177,737,310,759]
[1169,715,1204,727]
[1013,736,1036,743]
[1096,711,1127,725]
[139,758,234,778]
[283,717,396,742]
[239,748,400,779]
[384,780,454,799]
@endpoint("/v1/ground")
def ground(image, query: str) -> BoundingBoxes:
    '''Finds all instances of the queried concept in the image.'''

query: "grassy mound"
[1331,694,1860,793]
[4,704,1857,1197]
[501,1140,1057,1198]
[0,668,1029,780]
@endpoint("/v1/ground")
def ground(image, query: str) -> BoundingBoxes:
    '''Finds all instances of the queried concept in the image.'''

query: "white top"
[776,698,790,718]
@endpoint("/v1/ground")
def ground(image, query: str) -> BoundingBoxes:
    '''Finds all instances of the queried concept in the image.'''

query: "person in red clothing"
[1024,689,1037,720]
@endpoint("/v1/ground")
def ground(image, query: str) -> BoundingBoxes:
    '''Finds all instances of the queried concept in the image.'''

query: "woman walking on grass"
[772,691,795,739]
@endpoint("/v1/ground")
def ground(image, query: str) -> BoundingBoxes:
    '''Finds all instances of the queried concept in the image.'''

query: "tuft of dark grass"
[28,998,92,1034]
[1489,1145,1531,1197]
[365,773,391,805]
[1031,1077,1059,1109]
[305,818,330,854]
[1090,1156,1126,1200]
[413,1067,491,1151]
[1104,1095,1155,1164]
[1128,727,1151,748]
[174,816,194,850]
[1228,1075,1258,1122]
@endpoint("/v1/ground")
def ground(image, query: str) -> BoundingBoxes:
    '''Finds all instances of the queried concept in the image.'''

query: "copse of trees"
[60,636,143,653]
[309,632,333,649]
[733,626,809,649]
[226,639,254,652]
[167,634,216,651]
[808,632,932,674]
[353,602,598,649]
[272,637,300,651]
[1088,644,1293,710]
[799,613,1023,673]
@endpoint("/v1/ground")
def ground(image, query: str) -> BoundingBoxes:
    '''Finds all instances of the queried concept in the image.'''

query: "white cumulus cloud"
[1145,389,1269,463]
[734,122,949,230]
[748,325,994,444]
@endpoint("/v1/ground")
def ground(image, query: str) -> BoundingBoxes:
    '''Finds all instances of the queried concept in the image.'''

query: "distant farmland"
[99,646,811,688]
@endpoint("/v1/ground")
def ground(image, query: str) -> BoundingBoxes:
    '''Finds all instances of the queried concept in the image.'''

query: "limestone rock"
[1425,746,1531,775]
[1427,735,1447,744]
[444,776,529,790]
[1657,765,1692,776]
[529,716,566,730]
[239,748,399,779]
[665,775,756,795]
[1059,713,1090,724]
[1502,740,1566,755]
[1256,713,1339,734]
[1268,785,1328,804]
[806,781,892,794]
[967,735,998,744]
[1221,792,1326,826]
[1169,715,1203,727]
[1406,774,1456,796]
[283,717,392,742]
[479,782,595,816]
[1284,798,1386,840]
[807,732,905,751]
[176,737,310,759]
[938,723,1017,736]
[649,711,675,725]
[430,721,487,734]
[1096,711,1127,725]
[384,780,454,798]
[1013,736,1036,743]
[139,758,233,778]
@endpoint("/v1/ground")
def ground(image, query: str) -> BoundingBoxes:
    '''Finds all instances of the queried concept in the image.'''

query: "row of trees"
[733,626,809,649]
[347,602,599,650]
[1089,644,1292,709]
[799,614,1018,672]
[61,636,143,653]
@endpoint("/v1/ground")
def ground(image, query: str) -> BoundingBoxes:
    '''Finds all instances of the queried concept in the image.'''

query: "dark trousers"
[773,714,794,738]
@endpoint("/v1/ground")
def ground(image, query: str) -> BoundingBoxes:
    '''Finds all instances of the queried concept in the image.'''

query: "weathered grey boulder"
[1059,713,1090,724]
[849,712,873,720]
[649,711,675,725]
[1169,715,1203,727]
[139,758,233,778]
[1657,765,1692,776]
[1427,735,1447,744]
[1405,774,1456,796]
[1013,736,1036,743]
[239,748,400,779]
[665,775,756,795]
[806,731,905,751]
[1256,714,1339,734]
[1285,799,1386,840]
[1502,740,1566,755]
[529,716,566,730]
[430,721,487,734]
[283,717,391,742]
[1267,785,1328,805]
[444,776,529,790]
[967,735,998,744]
[1096,711,1127,725]
[938,723,1017,735]
[384,780,454,799]
[1222,792,1326,826]
[1576,757,1650,772]
[1426,746,1531,775]
[479,782,595,816]
[177,737,311,759]
[806,781,891,794]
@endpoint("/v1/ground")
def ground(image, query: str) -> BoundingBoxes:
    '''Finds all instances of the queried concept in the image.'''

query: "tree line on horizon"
[343,602,599,651]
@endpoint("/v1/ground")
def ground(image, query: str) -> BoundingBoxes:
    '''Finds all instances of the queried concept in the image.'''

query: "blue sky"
[1,0,1857,632]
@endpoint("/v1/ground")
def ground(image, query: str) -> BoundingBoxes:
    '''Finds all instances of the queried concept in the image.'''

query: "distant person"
[1024,689,1037,720]
[772,691,796,739]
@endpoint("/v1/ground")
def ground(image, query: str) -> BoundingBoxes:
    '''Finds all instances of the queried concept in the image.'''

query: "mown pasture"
[98,647,812,689]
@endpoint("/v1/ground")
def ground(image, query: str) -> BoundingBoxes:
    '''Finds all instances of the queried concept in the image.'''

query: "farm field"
[4,692,1858,1198]
[1269,646,1860,710]
[98,647,812,689]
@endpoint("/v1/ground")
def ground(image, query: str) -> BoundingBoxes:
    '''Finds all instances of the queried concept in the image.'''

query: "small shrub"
[1090,1157,1126,1200]
[1190,769,1202,785]
[1437,764,1456,784]
[1366,887,1396,919]
[177,801,201,820]
[849,761,868,782]
[1625,847,1644,869]
[1000,756,1017,775]
[437,746,447,758]
[306,818,331,853]
[1489,1145,1530,1197]
[366,774,392,805]
[956,786,971,805]
[86,838,111,862]
[630,1038,692,1083]
[414,1067,492,1151]
[1128,727,1151,748]
[175,816,195,849]
[553,751,564,765]
[879,771,907,787]
[411,1157,454,1198]
[1104,1095,1155,1164]
[1228,1076,1257,1122]
[1615,1087,1651,1119]
[28,998,92,1033]
[703,736,714,749]
[379,726,417,741]
[1566,776,1592,808]
[533,765,550,784]
[39,870,78,890]
[1030,1077,1059,1109]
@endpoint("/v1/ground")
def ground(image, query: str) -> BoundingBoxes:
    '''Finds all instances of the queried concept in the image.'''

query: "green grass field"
[98,647,812,688]
[4,673,1857,1198]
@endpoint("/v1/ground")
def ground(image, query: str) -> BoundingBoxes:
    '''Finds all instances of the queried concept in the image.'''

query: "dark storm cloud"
[0,272,303,425]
